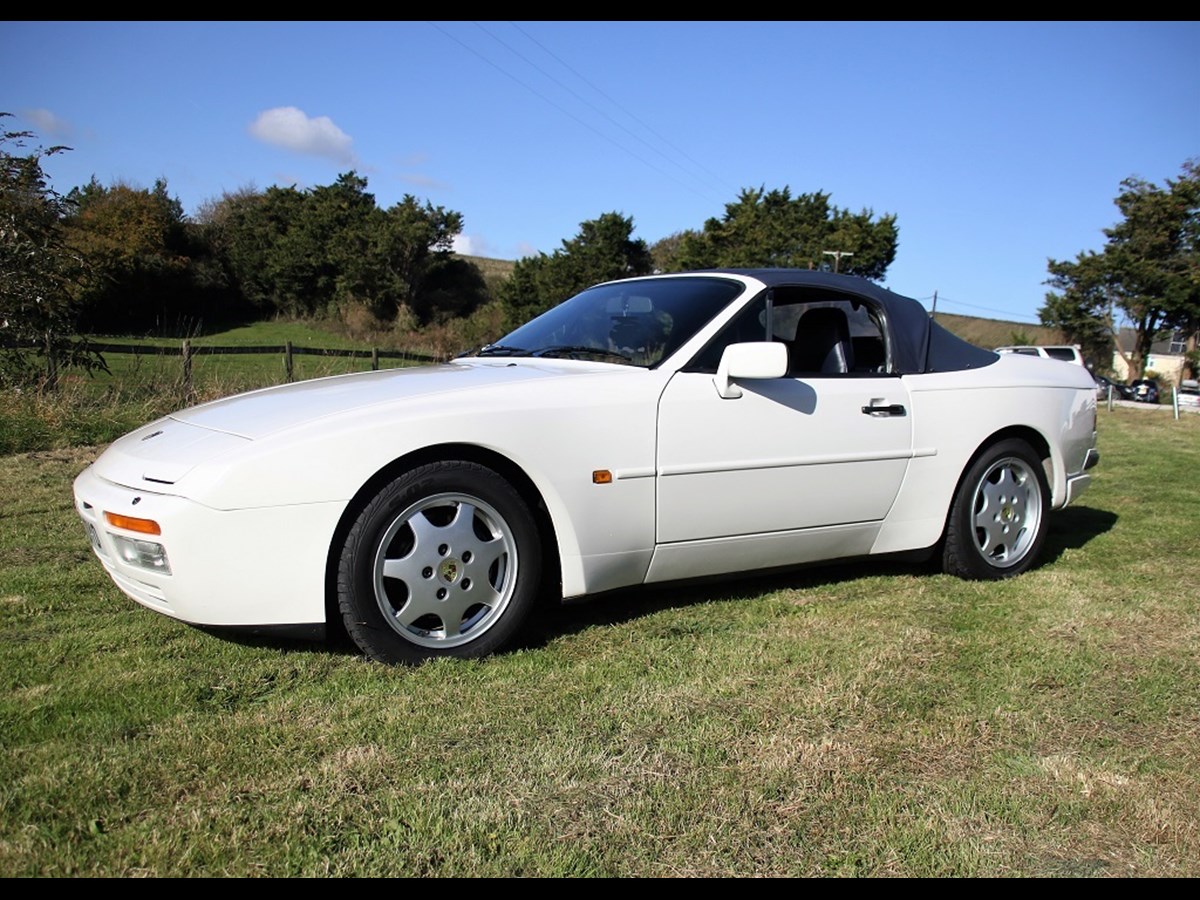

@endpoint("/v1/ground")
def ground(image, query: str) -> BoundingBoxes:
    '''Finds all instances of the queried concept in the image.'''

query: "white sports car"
[74,269,1100,664]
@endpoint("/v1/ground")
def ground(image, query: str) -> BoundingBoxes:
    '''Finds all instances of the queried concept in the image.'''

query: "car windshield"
[477,276,746,368]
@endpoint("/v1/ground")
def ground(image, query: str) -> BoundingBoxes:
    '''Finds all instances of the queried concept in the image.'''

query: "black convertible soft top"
[705,268,998,375]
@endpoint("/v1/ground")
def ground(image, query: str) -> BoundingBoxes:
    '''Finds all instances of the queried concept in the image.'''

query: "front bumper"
[73,465,345,628]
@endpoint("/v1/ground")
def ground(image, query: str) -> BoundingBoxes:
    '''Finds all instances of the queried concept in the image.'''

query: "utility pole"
[931,290,938,320]
[821,250,854,273]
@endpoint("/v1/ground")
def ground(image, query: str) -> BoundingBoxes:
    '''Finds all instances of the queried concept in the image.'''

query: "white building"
[1112,328,1193,386]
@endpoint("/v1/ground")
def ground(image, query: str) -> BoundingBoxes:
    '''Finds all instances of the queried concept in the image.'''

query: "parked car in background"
[1177,379,1200,410]
[1131,378,1161,403]
[1092,373,1133,401]
[995,345,1085,366]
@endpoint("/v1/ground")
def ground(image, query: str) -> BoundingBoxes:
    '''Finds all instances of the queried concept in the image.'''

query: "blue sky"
[4,20,1198,325]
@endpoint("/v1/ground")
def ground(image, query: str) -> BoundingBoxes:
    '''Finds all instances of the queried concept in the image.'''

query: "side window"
[687,294,772,373]
[687,292,890,376]
[776,299,888,376]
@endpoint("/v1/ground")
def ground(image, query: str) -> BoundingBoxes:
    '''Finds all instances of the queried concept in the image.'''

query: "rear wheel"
[942,439,1049,579]
[337,461,542,665]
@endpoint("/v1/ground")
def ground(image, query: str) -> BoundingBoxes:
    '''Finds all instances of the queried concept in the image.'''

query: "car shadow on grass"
[516,504,1120,654]
[514,555,937,654]
[202,556,932,662]
[196,504,1119,663]
[1040,504,1118,566]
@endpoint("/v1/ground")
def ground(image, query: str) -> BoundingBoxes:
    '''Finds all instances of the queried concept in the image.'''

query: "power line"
[474,22,725,204]
[507,21,736,198]
[933,295,1043,323]
[426,22,724,209]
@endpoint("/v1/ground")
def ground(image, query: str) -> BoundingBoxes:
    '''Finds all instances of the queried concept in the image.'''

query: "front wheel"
[942,439,1049,580]
[337,461,543,665]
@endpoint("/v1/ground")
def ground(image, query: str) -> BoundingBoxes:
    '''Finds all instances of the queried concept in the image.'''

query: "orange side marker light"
[104,512,162,535]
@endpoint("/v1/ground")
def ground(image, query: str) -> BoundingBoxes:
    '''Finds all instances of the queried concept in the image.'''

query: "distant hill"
[460,255,516,283]
[457,256,1062,351]
[932,312,1063,350]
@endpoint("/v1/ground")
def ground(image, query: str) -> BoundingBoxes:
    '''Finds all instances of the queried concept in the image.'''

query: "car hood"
[170,359,600,440]
[92,360,627,489]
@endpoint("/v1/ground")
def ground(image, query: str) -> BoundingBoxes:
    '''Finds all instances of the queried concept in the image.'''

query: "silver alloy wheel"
[372,491,518,649]
[971,455,1043,568]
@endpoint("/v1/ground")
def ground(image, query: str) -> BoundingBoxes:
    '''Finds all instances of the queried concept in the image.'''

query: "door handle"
[861,402,906,417]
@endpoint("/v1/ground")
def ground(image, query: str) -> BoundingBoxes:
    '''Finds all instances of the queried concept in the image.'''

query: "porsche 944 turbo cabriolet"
[74,269,1099,664]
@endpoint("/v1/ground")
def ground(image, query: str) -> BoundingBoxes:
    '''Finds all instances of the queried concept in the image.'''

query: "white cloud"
[21,108,73,139]
[452,234,492,257]
[248,107,356,165]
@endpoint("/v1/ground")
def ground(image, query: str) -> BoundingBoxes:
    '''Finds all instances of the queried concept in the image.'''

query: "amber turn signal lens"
[592,470,613,484]
[104,511,162,535]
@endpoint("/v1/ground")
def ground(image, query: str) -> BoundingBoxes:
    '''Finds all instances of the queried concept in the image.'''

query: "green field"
[89,316,434,386]
[0,320,436,456]
[1,406,1197,876]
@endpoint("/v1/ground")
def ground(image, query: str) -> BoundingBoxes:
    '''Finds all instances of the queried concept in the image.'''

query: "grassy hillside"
[934,312,1064,350]
[461,254,517,283]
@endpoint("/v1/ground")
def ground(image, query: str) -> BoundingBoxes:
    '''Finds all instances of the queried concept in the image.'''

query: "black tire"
[337,461,543,665]
[942,439,1050,580]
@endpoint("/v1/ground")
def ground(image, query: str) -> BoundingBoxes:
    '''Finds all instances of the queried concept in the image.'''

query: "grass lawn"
[0,407,1197,876]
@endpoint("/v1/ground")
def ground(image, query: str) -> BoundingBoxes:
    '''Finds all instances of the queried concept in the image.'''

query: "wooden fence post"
[181,340,194,403]
[44,332,58,391]
[285,341,294,382]
[371,347,379,371]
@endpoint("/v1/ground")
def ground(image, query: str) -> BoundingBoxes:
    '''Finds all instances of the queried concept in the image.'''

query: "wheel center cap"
[1001,505,1014,522]
[438,558,462,584]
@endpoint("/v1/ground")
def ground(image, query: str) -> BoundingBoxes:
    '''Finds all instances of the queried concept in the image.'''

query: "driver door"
[652,290,913,573]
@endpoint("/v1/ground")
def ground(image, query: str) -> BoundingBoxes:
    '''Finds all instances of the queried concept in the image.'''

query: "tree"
[498,252,553,332]
[199,184,306,315]
[0,114,102,387]
[364,195,465,323]
[199,175,469,324]
[1006,329,1039,347]
[1040,255,1117,369]
[668,186,899,280]
[500,212,653,328]
[274,172,377,317]
[650,229,696,274]
[64,176,209,333]
[415,255,490,325]
[1041,159,1200,380]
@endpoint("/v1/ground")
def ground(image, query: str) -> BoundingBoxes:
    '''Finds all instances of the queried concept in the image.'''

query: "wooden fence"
[106,340,440,397]
[14,337,442,397]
